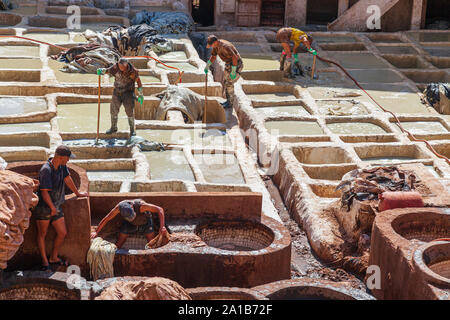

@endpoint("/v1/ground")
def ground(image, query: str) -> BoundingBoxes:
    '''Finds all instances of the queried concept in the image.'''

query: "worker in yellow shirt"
[276,27,317,78]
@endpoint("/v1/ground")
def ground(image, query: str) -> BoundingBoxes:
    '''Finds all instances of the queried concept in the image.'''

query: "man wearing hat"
[204,35,243,109]
[97,58,144,137]
[91,198,167,249]
[34,145,88,271]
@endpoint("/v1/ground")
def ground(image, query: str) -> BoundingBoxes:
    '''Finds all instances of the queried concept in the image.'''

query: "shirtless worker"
[204,35,243,109]
[276,27,318,78]
[91,198,168,249]
[97,58,144,137]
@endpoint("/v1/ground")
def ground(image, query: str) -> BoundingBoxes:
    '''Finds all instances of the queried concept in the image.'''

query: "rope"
[317,55,450,165]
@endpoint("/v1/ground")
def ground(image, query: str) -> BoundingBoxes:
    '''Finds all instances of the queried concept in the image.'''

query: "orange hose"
[317,55,450,165]
[0,35,67,50]
[431,238,450,242]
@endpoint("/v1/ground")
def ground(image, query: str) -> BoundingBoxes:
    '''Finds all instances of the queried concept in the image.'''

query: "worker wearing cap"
[33,145,88,271]
[276,27,317,78]
[97,58,144,137]
[91,199,168,249]
[204,35,243,109]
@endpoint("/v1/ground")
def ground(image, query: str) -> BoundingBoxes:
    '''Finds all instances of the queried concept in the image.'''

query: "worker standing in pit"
[204,35,243,109]
[97,58,144,137]
[276,27,317,78]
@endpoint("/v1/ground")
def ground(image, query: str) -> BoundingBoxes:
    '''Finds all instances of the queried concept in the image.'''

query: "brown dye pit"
[56,102,129,133]
[0,283,80,300]
[265,120,324,136]
[313,35,357,43]
[327,122,387,135]
[421,242,450,280]
[383,55,429,69]
[145,150,195,181]
[0,58,42,69]
[195,220,274,251]
[376,46,419,55]
[392,212,450,243]
[0,45,40,57]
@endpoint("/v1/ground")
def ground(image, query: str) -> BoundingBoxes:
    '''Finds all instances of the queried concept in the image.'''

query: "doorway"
[306,0,339,25]
[260,0,285,27]
[191,0,215,27]
[425,0,450,29]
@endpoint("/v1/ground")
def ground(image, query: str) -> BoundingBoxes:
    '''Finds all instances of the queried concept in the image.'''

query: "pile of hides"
[336,166,418,212]
[422,83,450,115]
[155,85,203,123]
[145,232,206,250]
[131,11,194,34]
[48,0,94,6]
[126,136,165,152]
[84,24,172,56]
[189,32,210,62]
[51,43,121,74]
[87,237,117,281]
[94,277,192,300]
[0,171,39,270]
[0,0,15,10]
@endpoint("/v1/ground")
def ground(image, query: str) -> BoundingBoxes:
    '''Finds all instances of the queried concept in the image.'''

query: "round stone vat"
[195,220,274,251]
[253,279,374,300]
[0,278,81,300]
[0,13,22,26]
[392,210,450,242]
[414,241,450,287]
[187,287,267,300]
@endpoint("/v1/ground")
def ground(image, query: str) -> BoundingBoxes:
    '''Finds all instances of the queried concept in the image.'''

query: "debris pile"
[422,83,450,115]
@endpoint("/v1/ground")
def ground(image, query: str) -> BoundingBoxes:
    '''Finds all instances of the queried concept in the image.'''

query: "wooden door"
[235,0,262,27]
[260,0,285,26]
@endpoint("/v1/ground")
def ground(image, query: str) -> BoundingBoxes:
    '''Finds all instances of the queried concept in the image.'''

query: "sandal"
[49,257,68,267]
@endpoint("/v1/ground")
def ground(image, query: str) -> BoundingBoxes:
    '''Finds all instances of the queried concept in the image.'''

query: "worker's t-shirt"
[36,158,70,210]
[276,27,308,46]
[210,39,241,65]
[107,62,139,92]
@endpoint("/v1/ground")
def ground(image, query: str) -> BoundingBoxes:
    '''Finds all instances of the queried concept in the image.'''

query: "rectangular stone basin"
[109,73,160,84]
[409,32,450,42]
[0,45,40,57]
[423,45,450,57]
[327,122,387,135]
[242,55,280,71]
[303,164,358,181]
[313,35,357,43]
[194,153,245,184]
[0,132,50,147]
[366,34,403,43]
[354,145,430,163]
[136,128,231,147]
[236,44,264,54]
[87,170,135,181]
[89,180,123,192]
[331,53,391,69]
[293,146,353,164]
[316,99,369,115]
[145,150,195,181]
[0,58,41,69]
[265,120,324,136]
[347,69,404,83]
[67,146,132,160]
[318,43,366,51]
[376,45,419,55]
[402,71,450,84]
[0,122,51,133]
[0,70,40,82]
[56,102,129,133]
[382,55,429,69]
[157,62,198,72]
[49,59,101,83]
[0,97,47,116]
[247,92,297,101]
[254,105,310,117]
[157,51,188,60]
[10,6,37,15]
[427,56,450,69]
[397,121,448,135]
[22,32,70,43]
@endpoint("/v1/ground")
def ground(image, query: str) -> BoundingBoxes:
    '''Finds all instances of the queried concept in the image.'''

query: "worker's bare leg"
[49,217,67,263]
[123,92,136,137]
[145,232,156,242]
[36,220,50,266]
[116,233,128,249]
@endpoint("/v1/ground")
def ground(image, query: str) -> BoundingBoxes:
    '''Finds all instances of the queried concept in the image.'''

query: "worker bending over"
[204,35,243,109]
[276,27,317,78]
[91,199,167,249]
[97,58,144,137]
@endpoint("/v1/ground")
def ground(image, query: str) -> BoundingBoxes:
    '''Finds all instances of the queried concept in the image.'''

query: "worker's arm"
[141,203,167,234]
[136,75,144,104]
[303,37,317,55]
[204,46,218,74]
[136,76,143,89]
[64,175,88,198]
[41,189,57,216]
[91,205,120,239]
[281,42,292,58]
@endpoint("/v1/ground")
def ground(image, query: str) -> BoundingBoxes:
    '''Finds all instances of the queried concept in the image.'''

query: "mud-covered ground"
[263,178,367,291]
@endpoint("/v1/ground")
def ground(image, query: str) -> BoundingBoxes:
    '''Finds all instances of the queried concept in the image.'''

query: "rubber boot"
[128,117,136,137]
[221,92,232,109]
[106,116,118,134]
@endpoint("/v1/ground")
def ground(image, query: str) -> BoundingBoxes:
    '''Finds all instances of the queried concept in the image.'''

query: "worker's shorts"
[119,219,154,235]
[111,89,135,118]
[33,206,64,223]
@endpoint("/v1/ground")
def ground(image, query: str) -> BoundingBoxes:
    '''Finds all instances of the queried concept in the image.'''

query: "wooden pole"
[311,55,317,80]
[96,74,101,144]
[203,74,207,124]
